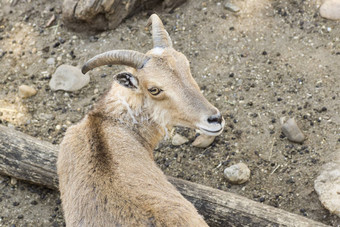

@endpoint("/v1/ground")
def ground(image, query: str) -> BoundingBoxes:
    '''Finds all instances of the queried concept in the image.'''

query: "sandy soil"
[0,0,339,226]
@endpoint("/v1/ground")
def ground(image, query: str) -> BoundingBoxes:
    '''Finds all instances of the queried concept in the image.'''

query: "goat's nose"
[207,114,223,124]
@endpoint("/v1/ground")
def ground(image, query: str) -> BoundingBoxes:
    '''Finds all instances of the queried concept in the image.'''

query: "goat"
[57,14,225,227]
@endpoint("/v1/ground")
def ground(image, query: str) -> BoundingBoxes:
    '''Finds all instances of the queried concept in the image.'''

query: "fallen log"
[62,0,187,31]
[0,125,328,227]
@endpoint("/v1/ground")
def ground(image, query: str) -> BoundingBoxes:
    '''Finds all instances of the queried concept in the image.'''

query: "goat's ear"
[114,72,139,89]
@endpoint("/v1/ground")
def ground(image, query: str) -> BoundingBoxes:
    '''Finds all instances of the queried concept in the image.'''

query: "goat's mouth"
[199,127,224,136]
[196,118,225,136]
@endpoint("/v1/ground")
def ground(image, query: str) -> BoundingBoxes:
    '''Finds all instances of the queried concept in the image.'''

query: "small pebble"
[42,46,50,52]
[224,162,250,184]
[39,113,54,121]
[31,200,38,205]
[89,36,99,42]
[192,134,215,148]
[69,50,76,59]
[172,134,189,146]
[19,85,37,98]
[300,208,307,216]
[46,57,55,65]
[58,37,66,44]
[281,118,305,143]
[10,178,17,185]
[53,42,60,48]
[224,2,240,12]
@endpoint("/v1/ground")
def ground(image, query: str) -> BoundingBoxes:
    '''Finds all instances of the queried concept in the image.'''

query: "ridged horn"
[82,50,150,74]
[147,14,173,48]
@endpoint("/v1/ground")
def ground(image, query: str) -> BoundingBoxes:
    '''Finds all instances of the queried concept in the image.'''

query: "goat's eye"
[148,87,162,96]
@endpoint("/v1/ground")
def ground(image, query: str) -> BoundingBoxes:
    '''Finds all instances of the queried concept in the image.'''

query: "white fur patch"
[120,99,138,124]
[163,126,169,139]
[106,90,169,140]
[114,92,139,124]
[150,47,164,56]
[130,76,139,88]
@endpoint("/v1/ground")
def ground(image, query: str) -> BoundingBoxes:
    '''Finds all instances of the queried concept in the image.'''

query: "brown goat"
[57,14,225,226]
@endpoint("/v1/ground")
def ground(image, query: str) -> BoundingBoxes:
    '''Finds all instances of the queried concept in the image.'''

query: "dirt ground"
[0,0,339,226]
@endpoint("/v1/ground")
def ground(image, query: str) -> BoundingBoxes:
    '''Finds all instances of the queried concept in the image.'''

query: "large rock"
[49,64,90,91]
[171,134,189,146]
[224,163,250,184]
[281,118,305,143]
[18,85,37,98]
[320,0,340,20]
[314,151,340,217]
[62,0,187,31]
[192,134,215,148]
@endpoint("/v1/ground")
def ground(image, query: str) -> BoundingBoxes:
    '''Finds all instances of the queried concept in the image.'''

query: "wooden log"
[62,0,187,31]
[0,125,328,227]
[0,125,59,189]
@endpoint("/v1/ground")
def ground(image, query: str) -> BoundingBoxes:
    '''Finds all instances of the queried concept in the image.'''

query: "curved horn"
[82,50,150,74]
[147,14,173,48]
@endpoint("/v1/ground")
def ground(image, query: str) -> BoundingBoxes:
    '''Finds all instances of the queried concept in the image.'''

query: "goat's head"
[82,14,225,136]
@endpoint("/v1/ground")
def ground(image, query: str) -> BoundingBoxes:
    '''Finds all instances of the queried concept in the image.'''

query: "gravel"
[0,0,340,226]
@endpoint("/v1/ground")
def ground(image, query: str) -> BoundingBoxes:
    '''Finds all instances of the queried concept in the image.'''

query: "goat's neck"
[94,84,166,153]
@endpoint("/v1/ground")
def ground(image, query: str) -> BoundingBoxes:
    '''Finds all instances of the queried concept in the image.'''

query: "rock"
[18,85,37,98]
[46,57,55,65]
[38,113,54,121]
[224,163,250,184]
[10,177,17,185]
[281,118,305,143]
[192,134,215,148]
[314,152,340,217]
[172,134,189,146]
[49,64,90,91]
[320,0,340,20]
[224,2,240,12]
[0,49,6,58]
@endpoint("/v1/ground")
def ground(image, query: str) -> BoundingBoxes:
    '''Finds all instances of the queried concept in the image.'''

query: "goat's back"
[58,117,208,226]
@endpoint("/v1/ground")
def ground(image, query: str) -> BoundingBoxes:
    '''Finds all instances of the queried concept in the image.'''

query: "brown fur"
[58,33,224,226]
